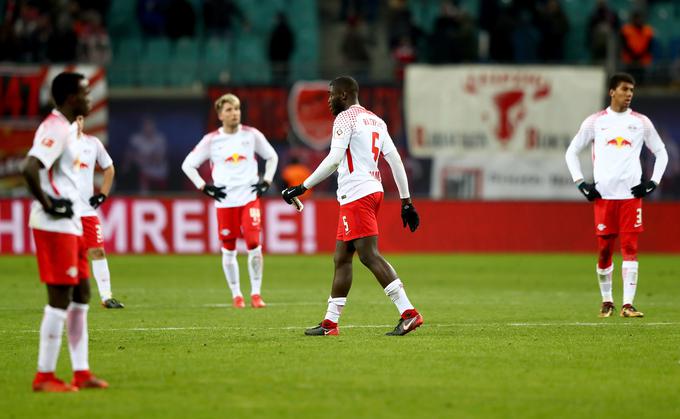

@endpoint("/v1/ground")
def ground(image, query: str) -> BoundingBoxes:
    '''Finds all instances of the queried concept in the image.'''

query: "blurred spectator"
[512,9,539,63]
[392,35,416,82]
[429,2,459,64]
[76,10,111,65]
[0,20,20,61]
[281,156,312,198]
[587,0,620,64]
[339,0,378,24]
[122,117,169,194]
[203,0,244,38]
[13,1,51,62]
[620,10,655,84]
[340,15,371,80]
[165,0,195,39]
[488,3,515,62]
[536,0,569,62]
[386,0,421,50]
[138,0,167,36]
[269,12,294,83]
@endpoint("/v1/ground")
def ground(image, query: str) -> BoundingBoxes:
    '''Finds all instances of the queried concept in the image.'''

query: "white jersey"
[331,105,397,204]
[183,125,277,208]
[566,107,666,199]
[76,133,113,217]
[27,110,86,235]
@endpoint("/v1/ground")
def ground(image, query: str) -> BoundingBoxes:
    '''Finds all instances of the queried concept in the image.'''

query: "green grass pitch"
[1,253,679,419]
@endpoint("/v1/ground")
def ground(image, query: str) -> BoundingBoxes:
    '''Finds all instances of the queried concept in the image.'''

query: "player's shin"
[324,297,346,323]
[622,261,639,306]
[38,305,67,373]
[92,259,112,301]
[221,249,242,298]
[384,279,415,317]
[66,302,89,372]
[596,264,614,302]
[247,246,263,296]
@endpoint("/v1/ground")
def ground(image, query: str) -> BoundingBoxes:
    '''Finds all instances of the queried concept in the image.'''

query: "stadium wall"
[1,198,679,254]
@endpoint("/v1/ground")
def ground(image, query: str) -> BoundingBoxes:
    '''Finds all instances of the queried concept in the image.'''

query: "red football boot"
[251,294,266,308]
[33,372,78,392]
[71,370,109,389]
[233,296,245,308]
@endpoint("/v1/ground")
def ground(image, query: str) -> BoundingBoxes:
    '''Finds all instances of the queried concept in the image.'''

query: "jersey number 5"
[371,132,380,162]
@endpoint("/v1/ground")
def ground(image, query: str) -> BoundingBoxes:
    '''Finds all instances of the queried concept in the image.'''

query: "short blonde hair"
[214,93,240,113]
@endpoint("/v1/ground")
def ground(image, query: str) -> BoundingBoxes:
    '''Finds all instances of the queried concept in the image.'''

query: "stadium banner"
[405,65,605,200]
[0,64,108,196]
[2,198,679,255]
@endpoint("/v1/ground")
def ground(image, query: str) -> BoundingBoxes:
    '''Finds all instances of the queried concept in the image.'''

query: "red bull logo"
[225,153,247,163]
[606,137,632,148]
[73,158,88,169]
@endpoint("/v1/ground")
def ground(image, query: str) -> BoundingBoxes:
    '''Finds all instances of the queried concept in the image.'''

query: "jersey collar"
[606,106,632,116]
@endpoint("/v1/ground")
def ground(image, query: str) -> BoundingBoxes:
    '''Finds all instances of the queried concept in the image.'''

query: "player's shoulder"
[334,105,373,127]
[202,128,222,141]
[241,124,265,138]
[629,109,652,125]
[38,111,71,134]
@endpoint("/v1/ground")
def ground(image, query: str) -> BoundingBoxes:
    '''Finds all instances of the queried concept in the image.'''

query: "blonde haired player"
[182,93,278,308]
[283,76,423,336]
[565,73,668,318]
[22,72,108,392]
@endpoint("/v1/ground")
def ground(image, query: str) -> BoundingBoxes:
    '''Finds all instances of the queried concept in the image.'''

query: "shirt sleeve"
[94,137,114,169]
[642,116,668,184]
[181,135,212,190]
[27,122,69,169]
[252,128,278,183]
[565,115,595,182]
[329,112,354,150]
[381,130,397,156]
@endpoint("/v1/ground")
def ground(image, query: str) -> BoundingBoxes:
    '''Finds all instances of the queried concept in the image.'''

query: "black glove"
[577,182,601,202]
[401,202,420,232]
[631,180,657,198]
[89,193,107,209]
[281,184,307,204]
[251,181,270,197]
[202,184,226,201]
[45,196,74,219]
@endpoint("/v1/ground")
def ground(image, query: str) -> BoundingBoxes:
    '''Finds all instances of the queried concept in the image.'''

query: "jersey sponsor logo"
[225,153,247,163]
[41,138,55,147]
[606,137,632,148]
[72,157,88,169]
[66,266,78,278]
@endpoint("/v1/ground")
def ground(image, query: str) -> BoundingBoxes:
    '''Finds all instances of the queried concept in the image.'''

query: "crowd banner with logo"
[0,65,108,196]
[2,198,679,254]
[405,65,605,199]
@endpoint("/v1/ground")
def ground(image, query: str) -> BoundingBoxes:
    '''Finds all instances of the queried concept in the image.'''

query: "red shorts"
[32,229,89,285]
[336,192,383,241]
[593,198,643,236]
[81,215,104,249]
[216,199,262,240]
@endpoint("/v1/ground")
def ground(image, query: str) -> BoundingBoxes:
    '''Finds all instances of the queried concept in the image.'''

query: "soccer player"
[21,72,108,392]
[282,76,422,336]
[182,93,278,308]
[74,116,124,309]
[565,72,668,318]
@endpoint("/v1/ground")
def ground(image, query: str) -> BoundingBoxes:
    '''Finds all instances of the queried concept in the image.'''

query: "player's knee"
[357,250,379,267]
[621,235,638,260]
[244,231,260,249]
[72,280,91,304]
[88,247,105,259]
[221,239,236,251]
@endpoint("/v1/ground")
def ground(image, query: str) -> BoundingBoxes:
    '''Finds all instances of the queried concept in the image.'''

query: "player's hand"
[631,180,657,198]
[251,181,270,197]
[202,184,226,201]
[577,182,601,201]
[89,193,107,209]
[401,202,420,232]
[45,196,74,219]
[281,184,307,204]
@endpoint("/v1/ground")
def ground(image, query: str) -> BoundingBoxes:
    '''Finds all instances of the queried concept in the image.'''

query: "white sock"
[596,264,614,302]
[221,249,242,298]
[67,302,89,371]
[384,279,414,315]
[247,246,263,296]
[622,261,639,306]
[324,297,346,323]
[37,305,67,373]
[92,258,112,301]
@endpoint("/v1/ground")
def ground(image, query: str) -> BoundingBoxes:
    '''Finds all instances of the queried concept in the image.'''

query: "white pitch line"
[1,322,679,334]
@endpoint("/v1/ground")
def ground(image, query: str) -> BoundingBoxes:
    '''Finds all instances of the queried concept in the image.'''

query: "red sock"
[321,319,337,328]
[401,309,419,319]
[34,372,56,382]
